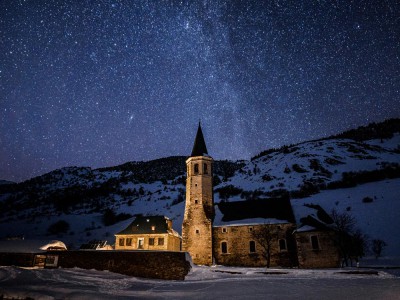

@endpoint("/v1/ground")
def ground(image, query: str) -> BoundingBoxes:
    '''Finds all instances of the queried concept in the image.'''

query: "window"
[221,242,228,254]
[311,235,320,250]
[248,227,253,232]
[151,225,155,231]
[194,199,199,204]
[149,238,155,246]
[158,237,164,246]
[194,164,199,174]
[195,229,200,234]
[126,238,132,246]
[119,238,125,246]
[279,239,287,251]
[222,227,227,233]
[204,163,208,174]
[249,241,256,253]
[137,238,144,249]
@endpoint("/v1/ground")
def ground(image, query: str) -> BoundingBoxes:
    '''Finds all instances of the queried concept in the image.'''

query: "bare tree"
[372,239,387,259]
[251,224,279,268]
[331,209,368,267]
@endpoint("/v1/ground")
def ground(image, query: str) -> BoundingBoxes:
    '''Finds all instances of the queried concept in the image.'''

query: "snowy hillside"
[0,120,399,257]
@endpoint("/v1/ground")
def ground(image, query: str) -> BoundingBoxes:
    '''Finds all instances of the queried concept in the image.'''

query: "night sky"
[1,1,400,182]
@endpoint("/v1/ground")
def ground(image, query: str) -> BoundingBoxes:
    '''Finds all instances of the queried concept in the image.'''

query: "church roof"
[191,122,208,157]
[214,198,296,226]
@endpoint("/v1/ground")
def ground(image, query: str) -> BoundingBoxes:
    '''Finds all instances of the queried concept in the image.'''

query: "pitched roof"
[214,198,296,226]
[295,204,335,232]
[116,215,174,235]
[191,122,208,157]
[80,240,110,250]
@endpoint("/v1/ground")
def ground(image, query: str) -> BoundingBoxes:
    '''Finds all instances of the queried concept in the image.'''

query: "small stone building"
[0,239,67,268]
[294,206,341,268]
[115,215,181,251]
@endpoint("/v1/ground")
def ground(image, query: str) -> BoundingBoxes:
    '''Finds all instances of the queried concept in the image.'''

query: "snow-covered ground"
[0,265,399,299]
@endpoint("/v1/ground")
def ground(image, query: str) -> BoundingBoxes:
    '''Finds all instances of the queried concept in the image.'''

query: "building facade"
[213,222,298,267]
[115,215,181,251]
[182,123,340,268]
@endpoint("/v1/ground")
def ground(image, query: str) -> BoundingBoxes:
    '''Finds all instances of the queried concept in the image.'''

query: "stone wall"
[213,223,298,267]
[0,252,37,267]
[295,231,340,268]
[50,250,191,280]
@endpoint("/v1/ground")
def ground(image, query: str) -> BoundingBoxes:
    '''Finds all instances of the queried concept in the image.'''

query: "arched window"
[249,240,256,253]
[194,163,199,174]
[204,163,208,174]
[221,242,228,254]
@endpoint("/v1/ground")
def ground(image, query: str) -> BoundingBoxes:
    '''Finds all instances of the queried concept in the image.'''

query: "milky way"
[1,1,400,182]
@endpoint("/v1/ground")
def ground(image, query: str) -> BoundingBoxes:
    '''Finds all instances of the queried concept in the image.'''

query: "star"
[0,0,399,182]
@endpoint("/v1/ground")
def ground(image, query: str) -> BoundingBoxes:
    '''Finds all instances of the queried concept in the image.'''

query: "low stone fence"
[49,250,191,280]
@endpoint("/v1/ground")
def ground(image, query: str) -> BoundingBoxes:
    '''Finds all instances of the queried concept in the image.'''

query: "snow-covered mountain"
[0,119,399,256]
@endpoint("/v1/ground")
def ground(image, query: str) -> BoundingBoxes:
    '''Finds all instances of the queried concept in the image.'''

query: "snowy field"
[1,265,400,300]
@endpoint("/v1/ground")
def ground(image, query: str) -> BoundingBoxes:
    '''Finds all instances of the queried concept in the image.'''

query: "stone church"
[182,123,340,268]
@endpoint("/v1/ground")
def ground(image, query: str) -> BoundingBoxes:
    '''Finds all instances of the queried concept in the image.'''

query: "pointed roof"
[191,122,208,157]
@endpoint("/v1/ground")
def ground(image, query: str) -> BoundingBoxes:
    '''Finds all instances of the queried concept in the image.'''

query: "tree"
[372,239,387,259]
[47,220,70,235]
[330,209,368,267]
[251,224,279,268]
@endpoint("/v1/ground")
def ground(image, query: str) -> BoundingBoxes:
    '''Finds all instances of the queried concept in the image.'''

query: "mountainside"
[0,119,399,256]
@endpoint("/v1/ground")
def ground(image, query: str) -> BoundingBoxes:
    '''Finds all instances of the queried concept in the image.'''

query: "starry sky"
[1,0,400,182]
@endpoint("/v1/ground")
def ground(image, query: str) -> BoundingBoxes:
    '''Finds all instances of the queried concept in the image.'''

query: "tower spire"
[191,122,208,156]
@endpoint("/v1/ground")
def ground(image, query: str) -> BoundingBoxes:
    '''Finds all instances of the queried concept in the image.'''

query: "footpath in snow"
[1,263,400,300]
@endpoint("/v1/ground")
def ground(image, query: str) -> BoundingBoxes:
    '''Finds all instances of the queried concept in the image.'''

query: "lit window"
[119,238,125,246]
[137,238,144,249]
[151,225,155,231]
[158,237,164,246]
[221,242,228,254]
[249,241,256,253]
[311,235,320,250]
[279,239,287,251]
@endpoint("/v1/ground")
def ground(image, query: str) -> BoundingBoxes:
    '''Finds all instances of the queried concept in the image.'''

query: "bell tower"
[182,123,214,265]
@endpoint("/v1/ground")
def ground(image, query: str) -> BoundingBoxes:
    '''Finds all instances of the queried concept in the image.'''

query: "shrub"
[103,208,132,226]
[292,164,307,173]
[362,197,373,203]
[47,220,70,235]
